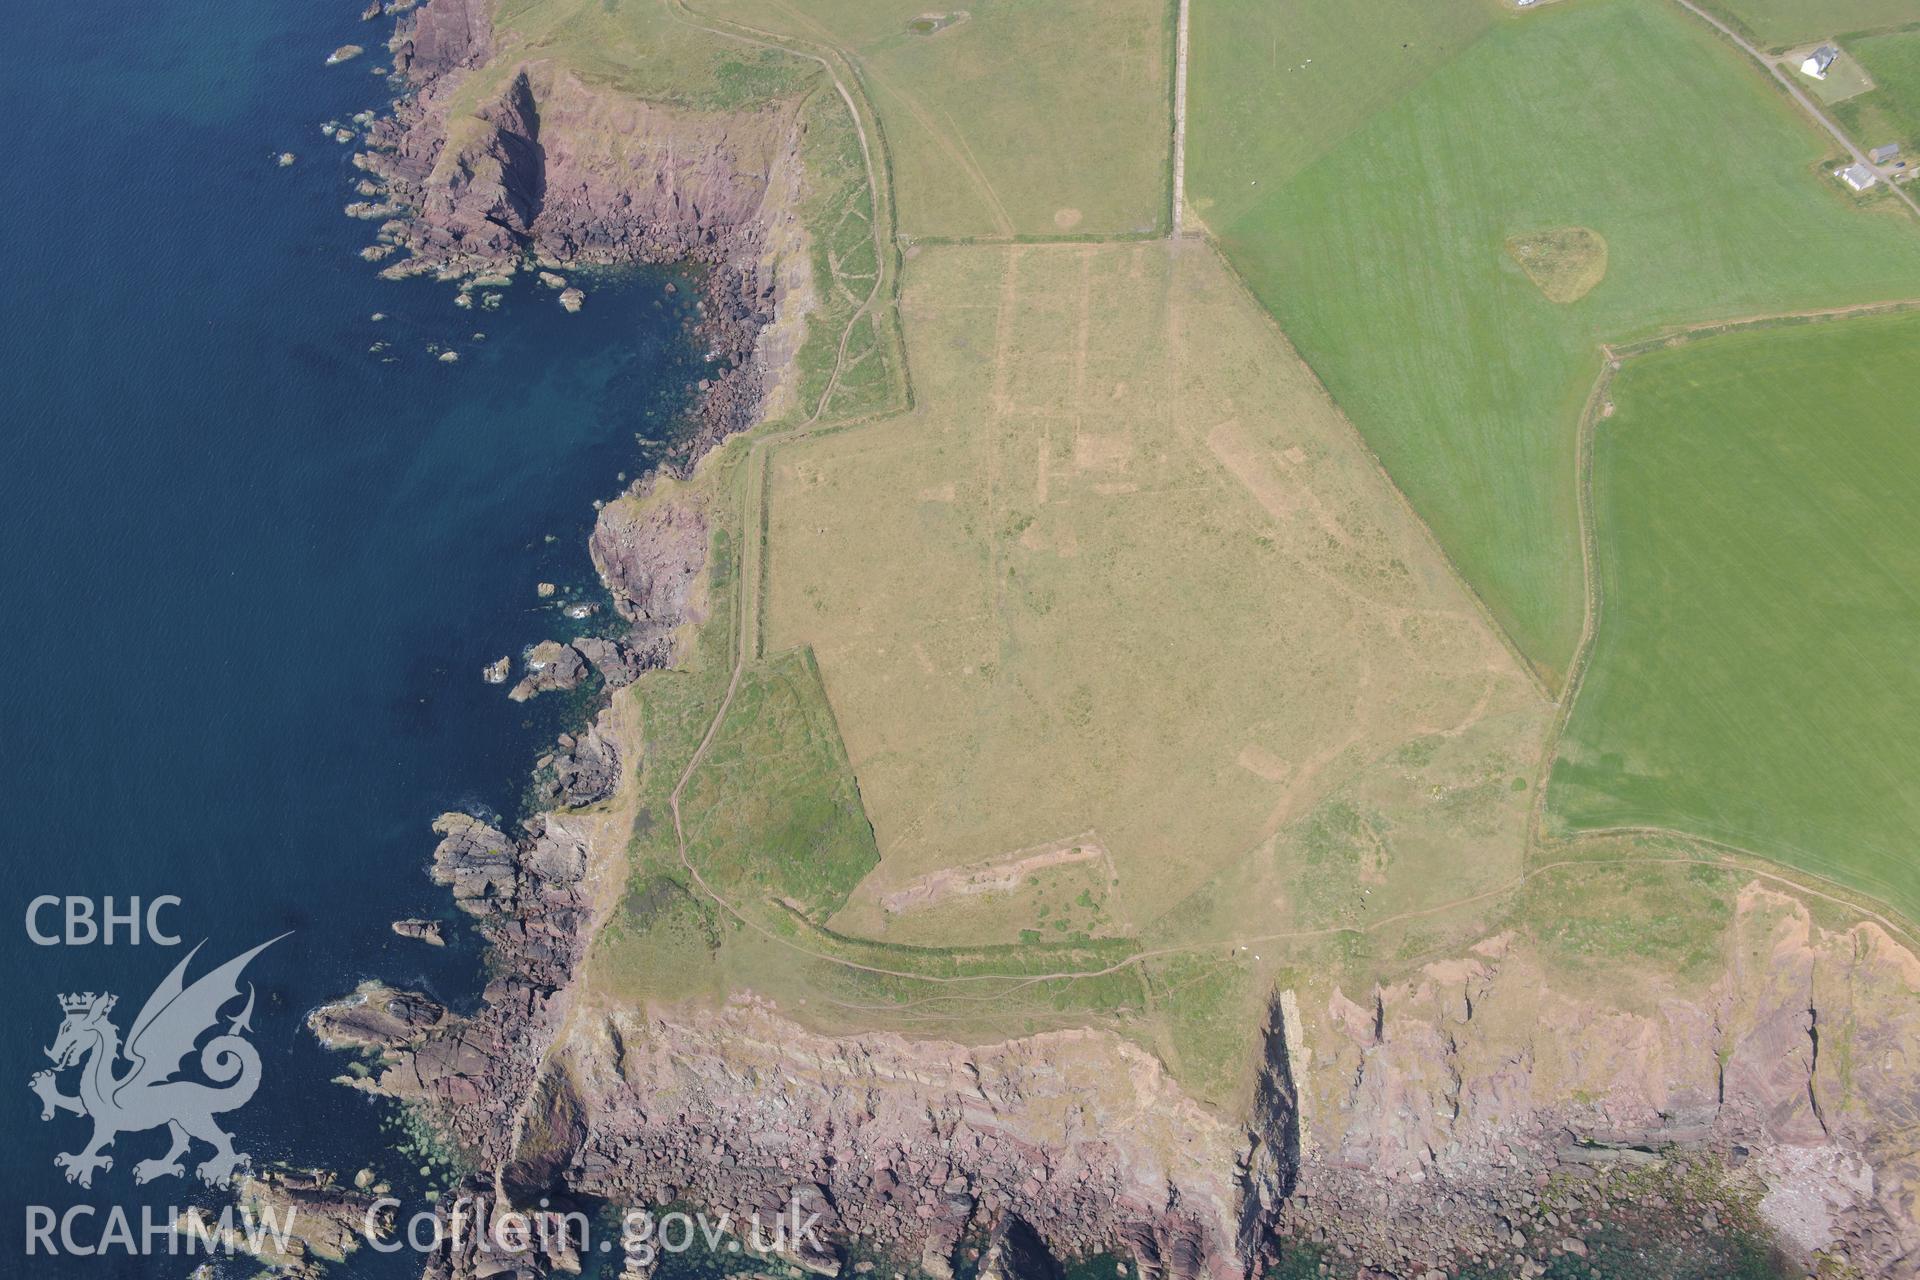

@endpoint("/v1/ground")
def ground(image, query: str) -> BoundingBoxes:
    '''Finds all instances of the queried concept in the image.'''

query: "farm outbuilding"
[1837,163,1879,191]
[1869,143,1901,164]
[1801,45,1838,79]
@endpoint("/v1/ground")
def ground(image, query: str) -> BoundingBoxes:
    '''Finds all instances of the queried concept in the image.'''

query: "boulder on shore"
[589,490,707,629]
[537,714,622,808]
[391,918,446,946]
[429,812,518,914]
[308,982,448,1052]
[572,636,648,687]
[508,639,587,701]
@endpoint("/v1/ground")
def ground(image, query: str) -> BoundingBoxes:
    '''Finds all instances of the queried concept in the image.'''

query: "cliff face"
[331,879,1920,1277]
[556,999,1252,1280]
[325,803,602,1153]
[373,62,803,290]
[1236,996,1301,1264]
[310,688,649,1175]
[588,485,709,638]
[324,753,1920,1279]
[1283,884,1920,1275]
[389,0,492,83]
[362,0,809,459]
[513,885,1919,1280]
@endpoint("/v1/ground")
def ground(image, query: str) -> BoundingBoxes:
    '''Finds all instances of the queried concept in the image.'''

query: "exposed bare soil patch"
[1505,226,1609,303]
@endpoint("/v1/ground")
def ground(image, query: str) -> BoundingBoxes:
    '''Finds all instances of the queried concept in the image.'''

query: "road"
[1670,0,1920,221]
[1171,0,1191,234]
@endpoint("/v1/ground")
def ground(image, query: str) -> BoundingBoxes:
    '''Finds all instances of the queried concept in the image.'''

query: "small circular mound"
[1053,207,1084,230]
[905,10,968,35]
[1504,226,1608,303]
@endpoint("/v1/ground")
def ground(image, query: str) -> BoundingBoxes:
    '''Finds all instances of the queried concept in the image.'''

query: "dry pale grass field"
[763,241,1551,950]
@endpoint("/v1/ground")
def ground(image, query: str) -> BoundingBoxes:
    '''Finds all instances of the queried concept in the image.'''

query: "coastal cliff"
[322,826,1920,1279]
[561,888,1919,1278]
[561,1001,1250,1280]
[1280,886,1920,1275]
[359,0,809,462]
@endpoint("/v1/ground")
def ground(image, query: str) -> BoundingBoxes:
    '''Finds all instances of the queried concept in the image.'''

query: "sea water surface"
[0,0,706,1271]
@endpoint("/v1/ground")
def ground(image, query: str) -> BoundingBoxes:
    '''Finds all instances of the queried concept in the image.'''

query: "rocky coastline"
[353,0,804,467]
[320,641,1915,1273]
[304,0,800,1268]
[302,2,1920,1278]
[318,830,1920,1280]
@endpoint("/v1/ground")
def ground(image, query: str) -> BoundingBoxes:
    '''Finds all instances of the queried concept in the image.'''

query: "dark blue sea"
[0,0,706,1271]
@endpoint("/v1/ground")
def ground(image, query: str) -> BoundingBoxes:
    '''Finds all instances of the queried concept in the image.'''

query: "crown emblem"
[59,993,114,1016]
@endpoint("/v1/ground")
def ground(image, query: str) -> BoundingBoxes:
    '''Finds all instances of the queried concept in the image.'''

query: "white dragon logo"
[29,936,284,1189]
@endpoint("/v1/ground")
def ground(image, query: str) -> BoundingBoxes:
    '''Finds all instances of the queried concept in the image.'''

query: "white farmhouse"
[1837,163,1879,192]
[1802,45,1838,79]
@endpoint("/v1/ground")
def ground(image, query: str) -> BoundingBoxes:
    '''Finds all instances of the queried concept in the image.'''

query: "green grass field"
[1835,28,1920,159]
[1189,0,1920,680]
[1696,0,1917,49]
[691,0,1172,238]
[1184,0,1499,230]
[487,0,821,108]
[1551,310,1920,921]
[679,647,880,919]
[587,447,1158,1044]
[782,85,907,425]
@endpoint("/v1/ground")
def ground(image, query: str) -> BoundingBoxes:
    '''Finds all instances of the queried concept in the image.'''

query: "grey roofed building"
[1837,163,1879,192]
[1869,143,1901,164]
[1801,45,1839,79]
